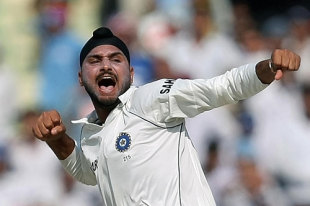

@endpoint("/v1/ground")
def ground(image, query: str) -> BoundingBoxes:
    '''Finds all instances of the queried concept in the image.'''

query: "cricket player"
[32,27,301,205]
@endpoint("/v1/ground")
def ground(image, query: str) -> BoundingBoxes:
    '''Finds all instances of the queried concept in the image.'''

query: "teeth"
[103,76,112,79]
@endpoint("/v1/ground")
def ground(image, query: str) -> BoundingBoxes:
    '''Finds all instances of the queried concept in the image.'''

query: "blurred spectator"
[99,0,120,25]
[203,138,221,175]
[56,167,104,206]
[120,0,155,19]
[106,12,156,86]
[0,143,15,206]
[160,0,243,79]
[222,108,292,205]
[282,5,310,85]
[186,105,240,165]
[301,83,310,120]
[137,11,184,79]
[34,0,83,129]
[235,107,257,159]
[238,28,270,63]
[154,0,192,29]
[261,15,289,50]
[202,137,235,206]
[0,109,101,205]
[0,43,18,142]
[232,2,271,64]
[208,0,234,35]
[221,156,291,206]
[0,144,10,178]
[283,5,310,52]
[168,0,243,174]
[244,68,310,205]
[6,109,61,205]
[232,2,257,45]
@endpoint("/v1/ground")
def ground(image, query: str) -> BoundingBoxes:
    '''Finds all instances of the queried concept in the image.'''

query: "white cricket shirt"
[61,63,268,206]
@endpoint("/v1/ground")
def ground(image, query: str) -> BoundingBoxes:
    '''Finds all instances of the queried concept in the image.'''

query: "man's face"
[79,45,133,108]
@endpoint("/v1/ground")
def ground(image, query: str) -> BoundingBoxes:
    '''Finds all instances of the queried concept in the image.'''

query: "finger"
[32,123,44,139]
[42,112,54,130]
[288,54,296,71]
[38,120,51,137]
[50,110,61,125]
[288,52,301,71]
[281,50,290,69]
[271,49,283,66]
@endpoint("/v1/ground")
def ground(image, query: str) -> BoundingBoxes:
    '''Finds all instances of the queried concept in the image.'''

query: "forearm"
[198,63,268,106]
[255,59,276,84]
[160,63,268,118]
[60,145,98,185]
[46,134,75,160]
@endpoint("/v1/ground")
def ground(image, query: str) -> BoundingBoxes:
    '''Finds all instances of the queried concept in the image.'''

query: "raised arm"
[32,110,97,185]
[130,49,301,126]
[32,110,75,160]
[255,49,301,84]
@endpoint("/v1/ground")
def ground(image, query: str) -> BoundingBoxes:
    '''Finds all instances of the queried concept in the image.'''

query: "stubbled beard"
[83,76,131,108]
[86,87,119,108]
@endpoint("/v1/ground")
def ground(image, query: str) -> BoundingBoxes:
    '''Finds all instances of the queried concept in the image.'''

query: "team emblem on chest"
[115,132,131,152]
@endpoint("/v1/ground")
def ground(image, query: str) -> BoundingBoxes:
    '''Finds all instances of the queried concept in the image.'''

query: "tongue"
[100,85,114,93]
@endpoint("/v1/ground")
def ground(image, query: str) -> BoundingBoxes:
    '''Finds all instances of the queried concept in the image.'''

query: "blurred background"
[0,0,310,205]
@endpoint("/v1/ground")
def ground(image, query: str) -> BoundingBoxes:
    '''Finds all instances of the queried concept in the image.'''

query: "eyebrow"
[87,51,124,60]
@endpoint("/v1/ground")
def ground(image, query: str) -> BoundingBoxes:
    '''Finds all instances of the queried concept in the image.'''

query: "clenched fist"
[256,49,301,84]
[32,110,66,143]
[271,49,301,80]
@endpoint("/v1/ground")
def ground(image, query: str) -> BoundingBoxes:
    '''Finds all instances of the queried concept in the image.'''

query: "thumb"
[51,125,66,136]
[274,69,284,80]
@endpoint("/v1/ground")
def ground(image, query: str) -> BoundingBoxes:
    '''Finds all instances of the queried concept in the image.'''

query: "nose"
[101,58,112,70]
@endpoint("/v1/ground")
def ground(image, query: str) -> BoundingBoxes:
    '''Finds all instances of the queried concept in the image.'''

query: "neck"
[93,99,120,123]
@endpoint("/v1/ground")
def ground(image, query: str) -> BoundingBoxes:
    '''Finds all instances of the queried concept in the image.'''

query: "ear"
[78,71,84,86]
[130,66,134,84]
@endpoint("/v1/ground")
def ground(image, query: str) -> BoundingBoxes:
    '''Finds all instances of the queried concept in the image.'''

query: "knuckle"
[54,116,61,123]
[31,126,36,134]
[41,129,50,137]
[45,121,53,128]
[274,49,282,55]
[37,134,44,140]
[34,132,44,140]
[50,109,59,115]
[38,114,43,121]
[35,135,43,140]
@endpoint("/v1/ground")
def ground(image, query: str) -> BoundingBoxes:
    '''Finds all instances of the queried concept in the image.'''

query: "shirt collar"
[118,86,135,105]
[72,86,136,125]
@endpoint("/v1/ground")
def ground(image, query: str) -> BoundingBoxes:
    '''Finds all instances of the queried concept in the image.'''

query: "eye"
[112,58,121,63]
[88,58,100,64]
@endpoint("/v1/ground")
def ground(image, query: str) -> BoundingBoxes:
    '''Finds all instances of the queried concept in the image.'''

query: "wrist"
[46,132,68,145]
[46,134,75,160]
[268,59,276,73]
[255,59,275,84]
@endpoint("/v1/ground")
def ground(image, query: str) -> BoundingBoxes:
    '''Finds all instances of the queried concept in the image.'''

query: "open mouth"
[98,76,116,93]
